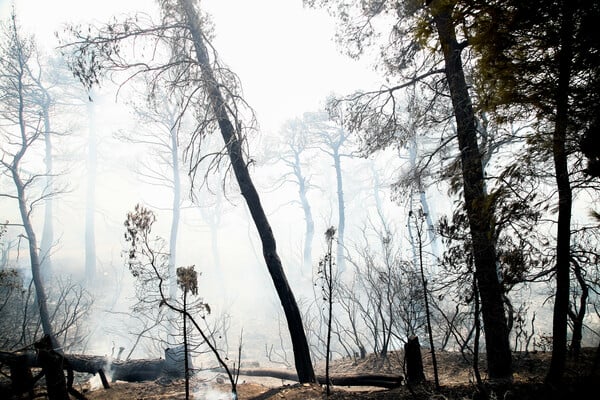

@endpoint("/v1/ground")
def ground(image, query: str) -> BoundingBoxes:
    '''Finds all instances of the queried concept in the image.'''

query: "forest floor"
[21,347,600,399]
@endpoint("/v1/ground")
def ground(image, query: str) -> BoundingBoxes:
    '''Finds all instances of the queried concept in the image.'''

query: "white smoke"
[193,385,235,400]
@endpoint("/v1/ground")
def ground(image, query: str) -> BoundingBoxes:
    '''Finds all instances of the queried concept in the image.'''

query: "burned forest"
[1,1,600,399]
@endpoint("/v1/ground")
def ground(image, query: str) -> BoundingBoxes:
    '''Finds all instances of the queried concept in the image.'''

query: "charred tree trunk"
[11,79,57,348]
[35,335,69,400]
[568,259,588,359]
[177,0,315,384]
[0,350,164,384]
[416,218,439,389]
[1,15,57,350]
[14,167,56,346]
[473,271,484,387]
[6,352,35,398]
[547,0,574,384]
[430,1,512,379]
[210,367,403,389]
[404,335,425,385]
[183,291,190,400]
[0,351,403,390]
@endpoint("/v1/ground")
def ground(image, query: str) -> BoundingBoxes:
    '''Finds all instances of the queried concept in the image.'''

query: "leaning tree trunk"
[13,169,57,348]
[430,1,512,379]
[178,0,316,384]
[11,78,57,348]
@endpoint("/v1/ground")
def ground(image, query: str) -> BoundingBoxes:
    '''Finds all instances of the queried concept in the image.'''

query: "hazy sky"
[2,0,380,133]
[0,0,386,262]
[0,0,387,267]
[0,0,395,371]
[0,1,392,357]
[2,1,586,363]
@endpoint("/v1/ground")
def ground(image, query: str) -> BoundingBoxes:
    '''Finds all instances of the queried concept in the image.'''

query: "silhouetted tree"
[84,91,97,285]
[409,208,439,389]
[318,226,337,396]
[305,109,352,274]
[61,0,316,382]
[124,204,239,399]
[0,11,58,348]
[306,0,531,378]
[119,81,193,303]
[470,0,600,381]
[263,117,317,273]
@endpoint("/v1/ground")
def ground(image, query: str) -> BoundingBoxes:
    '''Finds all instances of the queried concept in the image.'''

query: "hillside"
[76,347,599,400]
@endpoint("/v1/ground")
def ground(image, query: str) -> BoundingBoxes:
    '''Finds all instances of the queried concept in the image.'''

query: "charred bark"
[546,0,575,384]
[429,0,512,379]
[3,352,35,398]
[34,335,69,400]
[0,351,165,385]
[0,350,403,390]
[404,336,425,385]
[211,367,403,389]
[177,0,315,384]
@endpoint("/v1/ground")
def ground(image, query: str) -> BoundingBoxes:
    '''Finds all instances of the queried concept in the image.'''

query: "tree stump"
[404,335,426,385]
[7,352,35,398]
[35,335,69,400]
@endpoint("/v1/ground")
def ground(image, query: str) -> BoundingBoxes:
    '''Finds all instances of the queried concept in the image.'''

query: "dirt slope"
[46,348,600,399]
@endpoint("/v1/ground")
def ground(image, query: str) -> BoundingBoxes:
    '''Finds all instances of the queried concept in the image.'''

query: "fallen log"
[60,354,165,382]
[211,367,404,389]
[220,367,298,381]
[111,359,165,382]
[1,351,404,389]
[0,351,165,384]
[325,372,404,388]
